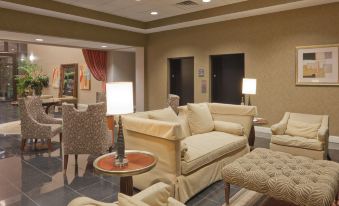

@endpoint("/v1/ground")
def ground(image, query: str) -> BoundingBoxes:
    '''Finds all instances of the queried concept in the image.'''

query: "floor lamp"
[242,78,256,106]
[106,82,134,167]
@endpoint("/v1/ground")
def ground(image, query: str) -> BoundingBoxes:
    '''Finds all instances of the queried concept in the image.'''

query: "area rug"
[0,121,21,135]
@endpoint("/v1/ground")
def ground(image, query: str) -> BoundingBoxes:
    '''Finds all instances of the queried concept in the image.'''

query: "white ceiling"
[0,31,133,50]
[52,0,248,22]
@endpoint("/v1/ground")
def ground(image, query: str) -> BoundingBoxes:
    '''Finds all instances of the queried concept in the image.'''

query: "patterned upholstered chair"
[168,94,180,114]
[270,112,329,160]
[19,96,63,152]
[62,102,110,170]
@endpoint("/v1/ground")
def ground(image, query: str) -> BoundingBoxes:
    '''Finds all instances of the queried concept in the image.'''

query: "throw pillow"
[148,107,179,122]
[285,119,320,139]
[187,103,214,134]
[214,121,244,136]
[118,193,149,206]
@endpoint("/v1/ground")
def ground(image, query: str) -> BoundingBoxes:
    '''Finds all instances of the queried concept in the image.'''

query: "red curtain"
[82,49,107,91]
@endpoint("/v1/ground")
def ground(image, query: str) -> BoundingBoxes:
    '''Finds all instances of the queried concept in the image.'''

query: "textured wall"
[146,3,339,135]
[27,44,102,104]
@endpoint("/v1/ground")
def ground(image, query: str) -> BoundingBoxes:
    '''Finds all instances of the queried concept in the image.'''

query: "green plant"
[15,60,49,97]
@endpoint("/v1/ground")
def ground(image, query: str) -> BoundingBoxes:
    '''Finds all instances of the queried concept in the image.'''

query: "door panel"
[211,54,244,104]
[169,57,194,105]
[0,53,17,101]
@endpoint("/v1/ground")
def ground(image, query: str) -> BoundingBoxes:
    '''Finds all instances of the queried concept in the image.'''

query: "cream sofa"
[68,182,185,206]
[270,112,329,160]
[122,103,257,202]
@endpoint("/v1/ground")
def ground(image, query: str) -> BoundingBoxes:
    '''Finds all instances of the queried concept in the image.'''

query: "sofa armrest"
[133,182,172,205]
[122,116,183,141]
[318,116,329,143]
[271,122,287,135]
[168,197,186,206]
[67,197,117,206]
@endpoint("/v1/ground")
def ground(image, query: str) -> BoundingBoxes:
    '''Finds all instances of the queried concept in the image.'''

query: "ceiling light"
[101,45,107,48]
[202,0,211,2]
[35,38,44,42]
[150,11,158,15]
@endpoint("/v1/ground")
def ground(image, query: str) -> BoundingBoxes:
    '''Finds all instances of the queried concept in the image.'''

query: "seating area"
[1,1,339,206]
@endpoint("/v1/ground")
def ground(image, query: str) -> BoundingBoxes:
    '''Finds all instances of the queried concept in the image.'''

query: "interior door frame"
[0,52,18,101]
[167,56,195,102]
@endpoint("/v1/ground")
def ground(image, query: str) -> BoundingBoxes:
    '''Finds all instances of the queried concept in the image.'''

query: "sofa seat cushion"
[285,119,320,139]
[271,135,323,151]
[181,131,247,174]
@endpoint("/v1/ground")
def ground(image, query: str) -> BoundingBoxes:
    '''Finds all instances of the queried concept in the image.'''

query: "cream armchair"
[67,182,185,206]
[270,112,329,160]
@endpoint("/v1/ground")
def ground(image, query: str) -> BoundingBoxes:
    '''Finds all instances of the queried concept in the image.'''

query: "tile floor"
[0,102,339,206]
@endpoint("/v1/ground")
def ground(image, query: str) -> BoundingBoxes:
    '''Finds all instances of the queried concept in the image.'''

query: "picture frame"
[296,44,339,86]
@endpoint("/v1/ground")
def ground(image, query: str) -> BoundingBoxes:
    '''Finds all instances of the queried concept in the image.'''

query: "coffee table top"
[93,150,157,177]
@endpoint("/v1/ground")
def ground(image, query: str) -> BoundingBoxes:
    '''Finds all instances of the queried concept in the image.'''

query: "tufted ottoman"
[222,148,339,206]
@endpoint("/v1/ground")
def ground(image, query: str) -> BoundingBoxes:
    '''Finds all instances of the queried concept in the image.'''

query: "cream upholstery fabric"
[187,103,214,134]
[68,183,184,206]
[124,103,255,202]
[270,112,329,160]
[222,148,339,206]
[285,119,320,139]
[271,135,323,150]
[149,107,179,122]
[181,131,247,174]
[214,121,244,136]
[119,193,149,206]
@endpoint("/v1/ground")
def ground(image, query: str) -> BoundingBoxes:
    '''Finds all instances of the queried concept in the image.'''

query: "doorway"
[210,53,244,104]
[169,57,194,105]
[0,52,17,101]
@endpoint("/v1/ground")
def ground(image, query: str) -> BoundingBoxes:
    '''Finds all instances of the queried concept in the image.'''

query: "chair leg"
[21,139,27,151]
[59,133,62,143]
[75,154,78,165]
[225,182,230,206]
[64,155,69,171]
[47,139,53,152]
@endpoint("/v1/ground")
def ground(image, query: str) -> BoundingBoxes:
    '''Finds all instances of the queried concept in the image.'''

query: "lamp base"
[115,156,128,167]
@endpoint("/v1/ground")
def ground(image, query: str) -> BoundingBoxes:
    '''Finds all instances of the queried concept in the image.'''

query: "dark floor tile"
[77,180,119,201]
[23,155,62,176]
[28,186,80,206]
[0,175,21,201]
[186,197,220,206]
[101,194,118,203]
[64,167,103,191]
[7,194,39,206]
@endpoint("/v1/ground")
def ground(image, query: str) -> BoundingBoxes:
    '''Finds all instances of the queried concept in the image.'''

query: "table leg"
[120,176,133,196]
[249,125,255,150]
[224,182,230,206]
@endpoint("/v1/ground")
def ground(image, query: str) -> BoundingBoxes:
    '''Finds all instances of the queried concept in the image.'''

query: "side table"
[93,150,157,196]
[249,118,268,150]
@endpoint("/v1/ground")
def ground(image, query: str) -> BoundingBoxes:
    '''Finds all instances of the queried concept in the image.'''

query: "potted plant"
[15,60,49,97]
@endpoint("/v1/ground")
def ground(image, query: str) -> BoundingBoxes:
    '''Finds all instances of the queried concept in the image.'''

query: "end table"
[93,150,157,196]
[249,118,268,150]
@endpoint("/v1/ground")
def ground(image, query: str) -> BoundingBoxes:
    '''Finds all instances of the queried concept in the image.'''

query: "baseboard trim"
[255,126,339,144]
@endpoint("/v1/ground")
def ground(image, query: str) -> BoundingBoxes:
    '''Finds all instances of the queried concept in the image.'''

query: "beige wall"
[146,3,339,135]
[27,44,102,104]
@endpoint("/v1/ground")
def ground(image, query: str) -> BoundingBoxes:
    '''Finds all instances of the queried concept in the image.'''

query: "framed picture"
[296,45,339,85]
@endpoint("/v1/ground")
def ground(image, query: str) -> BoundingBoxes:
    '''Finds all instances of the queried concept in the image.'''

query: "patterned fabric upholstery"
[62,103,110,155]
[19,96,62,140]
[168,94,180,114]
[222,148,339,206]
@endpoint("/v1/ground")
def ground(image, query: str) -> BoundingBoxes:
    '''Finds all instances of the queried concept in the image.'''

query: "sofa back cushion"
[178,106,191,137]
[214,121,244,136]
[149,107,179,122]
[208,103,257,138]
[187,103,214,134]
[285,119,321,139]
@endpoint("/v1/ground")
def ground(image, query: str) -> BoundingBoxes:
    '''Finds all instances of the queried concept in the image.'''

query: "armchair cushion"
[285,120,321,139]
[181,131,247,174]
[271,135,324,151]
[118,193,149,206]
[214,121,244,136]
[187,103,214,134]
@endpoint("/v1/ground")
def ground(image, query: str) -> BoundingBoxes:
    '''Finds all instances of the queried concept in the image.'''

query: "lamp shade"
[106,82,134,115]
[242,78,257,95]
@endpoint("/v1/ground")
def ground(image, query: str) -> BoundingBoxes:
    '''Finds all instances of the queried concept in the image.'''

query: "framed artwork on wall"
[296,45,339,85]
[80,65,91,90]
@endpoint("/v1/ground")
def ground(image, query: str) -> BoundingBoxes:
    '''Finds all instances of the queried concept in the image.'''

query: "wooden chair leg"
[59,133,62,143]
[64,155,69,171]
[21,139,27,151]
[47,139,53,152]
[75,154,78,165]
[225,182,230,206]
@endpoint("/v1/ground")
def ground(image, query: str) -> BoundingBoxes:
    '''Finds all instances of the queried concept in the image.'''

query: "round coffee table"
[93,150,157,196]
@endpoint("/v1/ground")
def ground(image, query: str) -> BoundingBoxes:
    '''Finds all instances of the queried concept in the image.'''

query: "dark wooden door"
[169,57,194,105]
[211,53,244,104]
